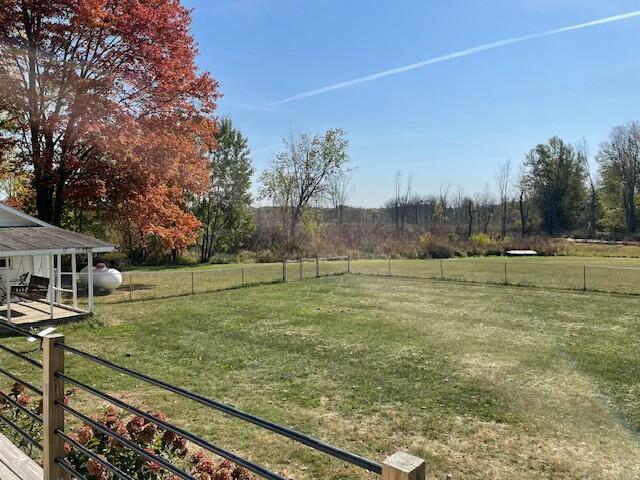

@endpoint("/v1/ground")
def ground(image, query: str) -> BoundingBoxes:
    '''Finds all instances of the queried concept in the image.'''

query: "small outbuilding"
[0,203,116,326]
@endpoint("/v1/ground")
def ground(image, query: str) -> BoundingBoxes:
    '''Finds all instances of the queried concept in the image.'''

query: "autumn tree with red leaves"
[0,0,219,253]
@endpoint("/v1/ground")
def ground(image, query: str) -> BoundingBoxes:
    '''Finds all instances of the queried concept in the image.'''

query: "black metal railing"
[0,321,44,453]
[0,319,386,480]
[56,341,382,478]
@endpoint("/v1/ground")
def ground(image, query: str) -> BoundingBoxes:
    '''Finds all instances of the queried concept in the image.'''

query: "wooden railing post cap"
[382,451,426,480]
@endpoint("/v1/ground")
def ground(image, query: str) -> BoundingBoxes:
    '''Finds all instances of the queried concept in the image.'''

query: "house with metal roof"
[0,203,116,326]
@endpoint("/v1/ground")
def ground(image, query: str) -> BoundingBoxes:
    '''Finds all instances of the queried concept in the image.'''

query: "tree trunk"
[519,192,528,236]
[589,185,596,237]
[290,206,302,241]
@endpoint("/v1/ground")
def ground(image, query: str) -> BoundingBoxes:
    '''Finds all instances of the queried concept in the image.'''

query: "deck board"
[0,432,42,480]
[0,301,86,327]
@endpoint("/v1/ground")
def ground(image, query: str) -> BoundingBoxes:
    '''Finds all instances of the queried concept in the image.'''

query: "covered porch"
[0,204,116,327]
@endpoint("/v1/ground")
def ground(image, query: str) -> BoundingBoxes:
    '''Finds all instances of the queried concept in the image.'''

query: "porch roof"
[0,226,116,257]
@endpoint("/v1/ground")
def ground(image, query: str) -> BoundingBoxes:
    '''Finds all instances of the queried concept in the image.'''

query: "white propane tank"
[78,263,123,291]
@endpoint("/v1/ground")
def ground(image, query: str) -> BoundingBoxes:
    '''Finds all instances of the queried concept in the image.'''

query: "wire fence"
[67,257,350,305]
[0,321,422,480]
[349,257,640,295]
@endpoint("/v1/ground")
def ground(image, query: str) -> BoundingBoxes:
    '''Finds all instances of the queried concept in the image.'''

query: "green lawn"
[2,273,639,479]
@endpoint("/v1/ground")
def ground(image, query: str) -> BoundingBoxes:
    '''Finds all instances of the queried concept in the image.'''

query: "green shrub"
[470,233,492,246]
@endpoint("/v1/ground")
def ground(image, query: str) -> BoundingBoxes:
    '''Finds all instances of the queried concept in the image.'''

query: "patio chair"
[12,275,50,302]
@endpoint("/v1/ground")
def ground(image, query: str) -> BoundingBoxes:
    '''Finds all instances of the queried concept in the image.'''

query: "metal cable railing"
[0,320,45,456]
[0,390,42,423]
[0,320,35,338]
[0,344,43,368]
[0,413,42,450]
[57,372,287,479]
[57,402,197,480]
[0,366,42,395]
[56,429,136,480]
[59,342,382,475]
[55,457,88,480]
[0,319,422,479]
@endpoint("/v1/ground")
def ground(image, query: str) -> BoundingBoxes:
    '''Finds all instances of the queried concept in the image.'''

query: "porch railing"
[0,321,426,480]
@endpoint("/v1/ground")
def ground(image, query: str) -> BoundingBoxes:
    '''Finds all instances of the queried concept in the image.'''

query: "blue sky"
[183,0,640,206]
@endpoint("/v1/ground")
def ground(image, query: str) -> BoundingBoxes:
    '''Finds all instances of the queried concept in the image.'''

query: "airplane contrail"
[272,10,640,105]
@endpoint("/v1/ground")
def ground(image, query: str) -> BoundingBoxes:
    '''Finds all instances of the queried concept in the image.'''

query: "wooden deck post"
[43,334,68,480]
[87,251,94,314]
[382,451,426,480]
[282,259,286,282]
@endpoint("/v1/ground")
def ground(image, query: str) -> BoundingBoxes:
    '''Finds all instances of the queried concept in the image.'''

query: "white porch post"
[56,253,62,304]
[87,251,94,314]
[5,269,11,322]
[48,254,54,320]
[71,252,78,309]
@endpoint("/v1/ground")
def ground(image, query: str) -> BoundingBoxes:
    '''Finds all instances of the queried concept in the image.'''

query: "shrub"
[0,383,43,459]
[0,386,255,480]
[234,250,257,264]
[417,233,455,259]
[470,233,492,246]
[254,249,280,263]
[64,406,256,480]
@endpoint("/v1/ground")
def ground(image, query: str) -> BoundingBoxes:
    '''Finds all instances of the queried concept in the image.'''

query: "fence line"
[350,257,640,296]
[65,256,640,304]
[65,257,350,305]
[0,321,425,480]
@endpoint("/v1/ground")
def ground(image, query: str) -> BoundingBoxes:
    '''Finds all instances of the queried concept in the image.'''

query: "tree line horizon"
[1,2,639,264]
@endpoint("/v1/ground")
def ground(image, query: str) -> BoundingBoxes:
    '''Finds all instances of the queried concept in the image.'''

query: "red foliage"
[0,0,220,251]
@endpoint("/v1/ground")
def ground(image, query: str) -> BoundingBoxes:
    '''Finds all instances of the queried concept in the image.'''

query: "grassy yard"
[2,274,640,479]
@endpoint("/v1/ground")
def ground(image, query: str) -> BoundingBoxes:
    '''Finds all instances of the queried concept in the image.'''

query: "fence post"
[504,262,508,285]
[583,265,587,292]
[191,271,195,295]
[316,256,320,278]
[388,255,391,276]
[129,273,133,301]
[382,451,426,480]
[43,334,68,480]
[347,255,351,273]
[299,258,303,280]
[282,259,287,282]
[440,259,444,280]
